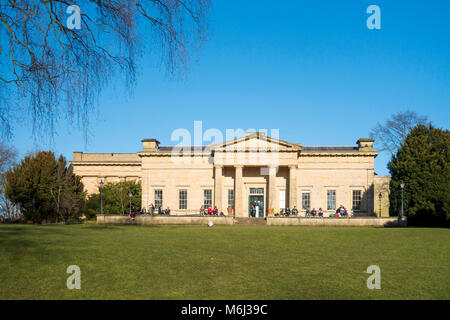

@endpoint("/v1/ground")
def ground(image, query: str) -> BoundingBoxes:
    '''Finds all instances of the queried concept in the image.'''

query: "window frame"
[327,190,336,211]
[179,189,188,210]
[154,189,163,208]
[250,188,264,195]
[301,190,311,210]
[279,189,286,210]
[203,189,212,209]
[227,189,234,209]
[352,190,362,211]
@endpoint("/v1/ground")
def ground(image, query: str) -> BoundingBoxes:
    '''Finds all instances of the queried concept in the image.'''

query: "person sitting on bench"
[292,207,298,216]
[318,208,324,217]
[285,207,291,216]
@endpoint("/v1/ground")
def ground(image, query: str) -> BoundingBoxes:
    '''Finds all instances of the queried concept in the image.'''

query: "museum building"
[71,132,390,217]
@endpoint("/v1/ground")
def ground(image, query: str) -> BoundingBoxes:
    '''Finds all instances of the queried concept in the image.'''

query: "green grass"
[0,224,448,299]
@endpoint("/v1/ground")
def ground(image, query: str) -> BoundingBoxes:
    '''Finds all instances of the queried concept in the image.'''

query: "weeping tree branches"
[0,0,211,139]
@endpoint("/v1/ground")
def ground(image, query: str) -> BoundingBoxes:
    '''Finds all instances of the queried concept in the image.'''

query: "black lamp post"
[128,191,132,215]
[400,181,405,218]
[378,192,382,217]
[99,180,104,215]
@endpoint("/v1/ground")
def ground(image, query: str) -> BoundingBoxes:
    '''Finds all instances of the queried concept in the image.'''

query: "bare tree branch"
[369,110,430,156]
[0,0,211,140]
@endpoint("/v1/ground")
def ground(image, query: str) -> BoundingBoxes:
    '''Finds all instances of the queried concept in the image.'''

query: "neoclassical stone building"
[71,133,390,217]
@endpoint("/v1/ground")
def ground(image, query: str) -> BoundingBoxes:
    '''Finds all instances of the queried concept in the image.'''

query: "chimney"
[356,138,375,152]
[73,152,83,161]
[142,139,160,152]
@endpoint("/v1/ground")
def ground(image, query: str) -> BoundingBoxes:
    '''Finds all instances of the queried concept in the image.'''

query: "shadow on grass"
[0,224,68,238]
[82,224,170,231]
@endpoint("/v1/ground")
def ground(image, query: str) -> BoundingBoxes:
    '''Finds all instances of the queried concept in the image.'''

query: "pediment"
[212,132,301,152]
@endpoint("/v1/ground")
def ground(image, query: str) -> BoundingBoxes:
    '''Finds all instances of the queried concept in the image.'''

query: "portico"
[71,132,391,217]
[210,164,299,217]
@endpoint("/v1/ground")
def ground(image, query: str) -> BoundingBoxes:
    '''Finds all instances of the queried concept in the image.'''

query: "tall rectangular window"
[302,190,310,210]
[204,189,212,208]
[327,190,336,211]
[179,189,187,210]
[352,190,362,210]
[154,189,163,208]
[279,189,286,210]
[228,189,234,208]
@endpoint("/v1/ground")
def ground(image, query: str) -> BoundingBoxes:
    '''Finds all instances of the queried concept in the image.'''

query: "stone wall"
[374,176,391,217]
[266,216,405,227]
[97,215,406,227]
[97,214,234,225]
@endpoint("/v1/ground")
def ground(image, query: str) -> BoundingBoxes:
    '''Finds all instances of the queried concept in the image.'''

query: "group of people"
[305,205,353,217]
[270,205,353,217]
[199,205,225,216]
[329,205,353,217]
[272,206,299,216]
[133,204,171,216]
[129,203,353,218]
[305,208,324,217]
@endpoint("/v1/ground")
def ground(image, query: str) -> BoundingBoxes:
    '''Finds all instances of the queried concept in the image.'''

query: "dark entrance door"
[249,195,264,217]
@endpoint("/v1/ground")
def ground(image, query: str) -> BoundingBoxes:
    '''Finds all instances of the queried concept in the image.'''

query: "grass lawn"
[0,224,448,300]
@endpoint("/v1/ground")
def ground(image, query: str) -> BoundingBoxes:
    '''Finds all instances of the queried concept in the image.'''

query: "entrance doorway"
[249,195,265,218]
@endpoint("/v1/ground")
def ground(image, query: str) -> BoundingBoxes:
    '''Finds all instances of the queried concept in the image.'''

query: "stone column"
[289,165,298,208]
[234,165,244,217]
[268,165,277,214]
[214,165,223,212]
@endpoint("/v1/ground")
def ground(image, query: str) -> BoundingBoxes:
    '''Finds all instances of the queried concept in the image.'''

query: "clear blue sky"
[11,0,450,175]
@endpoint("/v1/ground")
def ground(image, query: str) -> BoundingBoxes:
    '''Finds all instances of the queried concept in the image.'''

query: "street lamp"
[400,181,405,218]
[99,180,104,215]
[378,192,382,218]
[128,191,132,215]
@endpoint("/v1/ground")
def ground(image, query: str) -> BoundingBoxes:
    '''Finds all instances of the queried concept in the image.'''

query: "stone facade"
[71,133,391,217]
[97,215,406,227]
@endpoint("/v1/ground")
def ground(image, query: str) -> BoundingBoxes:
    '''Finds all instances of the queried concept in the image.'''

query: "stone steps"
[233,217,267,226]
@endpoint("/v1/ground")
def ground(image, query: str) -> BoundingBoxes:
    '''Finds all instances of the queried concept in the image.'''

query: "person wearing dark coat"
[285,208,291,216]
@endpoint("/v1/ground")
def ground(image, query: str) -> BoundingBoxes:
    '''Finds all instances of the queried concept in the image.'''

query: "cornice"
[70,161,141,166]
[300,152,378,157]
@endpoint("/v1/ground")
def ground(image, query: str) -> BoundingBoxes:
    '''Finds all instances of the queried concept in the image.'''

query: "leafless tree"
[369,110,430,156]
[0,141,19,220]
[0,0,211,139]
[49,156,84,221]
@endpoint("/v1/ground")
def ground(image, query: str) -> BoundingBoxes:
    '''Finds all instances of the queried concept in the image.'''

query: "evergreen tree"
[5,151,85,223]
[389,124,450,226]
